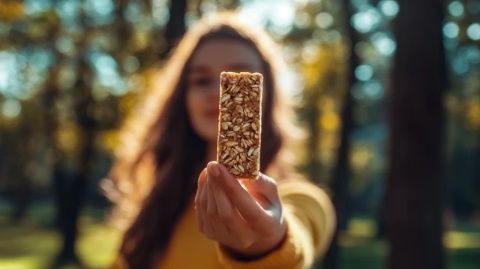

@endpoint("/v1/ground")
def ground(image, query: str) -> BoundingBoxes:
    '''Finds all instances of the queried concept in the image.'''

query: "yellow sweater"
[111,180,335,269]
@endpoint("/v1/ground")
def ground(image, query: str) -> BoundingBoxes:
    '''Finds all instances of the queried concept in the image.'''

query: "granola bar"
[217,72,263,179]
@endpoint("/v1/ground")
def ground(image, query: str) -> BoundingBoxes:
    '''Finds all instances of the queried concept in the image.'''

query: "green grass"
[0,209,121,269]
[0,209,479,269]
[334,218,480,269]
[336,237,480,269]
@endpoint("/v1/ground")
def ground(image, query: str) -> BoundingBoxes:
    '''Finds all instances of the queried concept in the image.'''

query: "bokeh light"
[315,12,334,29]
[55,0,80,26]
[152,0,169,26]
[239,0,295,36]
[25,0,52,15]
[443,22,459,39]
[353,80,384,100]
[355,64,374,81]
[1,98,21,119]
[464,46,480,64]
[466,23,480,41]
[378,0,399,18]
[448,1,464,17]
[85,0,114,25]
[1,1,479,269]
[452,53,469,75]
[89,51,127,96]
[371,32,396,56]
[351,8,382,34]
[0,52,20,98]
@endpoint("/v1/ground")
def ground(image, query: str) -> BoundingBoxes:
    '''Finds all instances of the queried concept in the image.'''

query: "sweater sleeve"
[109,255,127,269]
[216,180,336,269]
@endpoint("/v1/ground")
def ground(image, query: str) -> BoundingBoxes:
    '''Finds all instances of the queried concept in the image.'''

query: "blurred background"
[0,0,479,268]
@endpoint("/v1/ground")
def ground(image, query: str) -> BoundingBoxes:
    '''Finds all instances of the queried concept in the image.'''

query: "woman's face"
[186,38,263,143]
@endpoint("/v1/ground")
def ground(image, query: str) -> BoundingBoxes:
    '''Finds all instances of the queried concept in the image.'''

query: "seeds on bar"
[217,71,263,179]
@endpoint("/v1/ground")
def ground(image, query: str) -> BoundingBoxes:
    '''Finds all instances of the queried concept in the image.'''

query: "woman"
[104,12,335,269]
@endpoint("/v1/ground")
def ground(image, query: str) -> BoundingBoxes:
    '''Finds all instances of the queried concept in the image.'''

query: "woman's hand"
[195,161,287,259]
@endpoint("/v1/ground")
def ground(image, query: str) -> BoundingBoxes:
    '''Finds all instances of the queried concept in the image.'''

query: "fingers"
[240,173,281,208]
[195,169,207,232]
[195,168,207,204]
[206,167,218,216]
[213,163,275,230]
[208,167,234,221]
[207,163,249,232]
[195,163,286,252]
[196,164,253,246]
[196,168,221,237]
[196,163,287,254]
[242,173,278,197]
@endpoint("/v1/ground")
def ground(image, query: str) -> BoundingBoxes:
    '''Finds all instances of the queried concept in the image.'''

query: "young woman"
[104,12,335,269]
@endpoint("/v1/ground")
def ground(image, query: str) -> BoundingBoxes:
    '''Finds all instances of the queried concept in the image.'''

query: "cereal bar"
[217,72,263,179]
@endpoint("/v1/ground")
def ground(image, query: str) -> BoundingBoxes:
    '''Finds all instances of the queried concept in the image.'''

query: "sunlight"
[467,23,480,41]
[378,0,399,18]
[0,257,42,269]
[355,64,374,81]
[1,99,21,119]
[443,22,460,39]
[24,0,52,15]
[89,51,127,96]
[0,52,16,93]
[371,32,396,56]
[444,231,480,249]
[448,1,464,18]
[315,12,334,29]
[351,8,382,34]
[239,0,295,36]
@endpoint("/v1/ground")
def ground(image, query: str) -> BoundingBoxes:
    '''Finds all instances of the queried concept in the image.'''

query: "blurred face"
[186,38,263,143]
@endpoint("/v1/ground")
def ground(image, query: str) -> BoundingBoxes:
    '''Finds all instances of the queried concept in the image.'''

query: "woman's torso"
[155,200,223,269]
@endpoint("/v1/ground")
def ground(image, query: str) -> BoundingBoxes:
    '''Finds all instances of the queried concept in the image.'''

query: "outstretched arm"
[195,161,287,258]
[195,161,336,269]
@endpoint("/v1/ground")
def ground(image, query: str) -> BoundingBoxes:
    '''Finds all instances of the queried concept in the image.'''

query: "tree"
[384,0,447,268]
[322,0,357,268]
[163,0,187,56]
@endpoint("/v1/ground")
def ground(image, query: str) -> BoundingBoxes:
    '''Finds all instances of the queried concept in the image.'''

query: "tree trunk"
[385,0,447,268]
[54,57,96,266]
[321,0,357,268]
[163,0,187,56]
[44,66,68,237]
[303,88,322,182]
[42,34,82,264]
[56,131,94,265]
[10,113,33,222]
[10,173,31,221]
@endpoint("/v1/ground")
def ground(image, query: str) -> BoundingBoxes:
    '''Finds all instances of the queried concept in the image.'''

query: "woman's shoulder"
[277,177,336,258]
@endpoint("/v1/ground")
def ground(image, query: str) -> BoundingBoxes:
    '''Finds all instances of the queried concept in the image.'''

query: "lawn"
[0,205,121,269]
[0,207,479,269]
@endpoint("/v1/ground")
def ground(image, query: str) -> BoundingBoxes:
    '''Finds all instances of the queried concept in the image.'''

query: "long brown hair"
[104,13,295,269]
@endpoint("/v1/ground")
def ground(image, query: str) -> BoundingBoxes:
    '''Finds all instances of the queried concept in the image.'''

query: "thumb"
[241,173,280,204]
